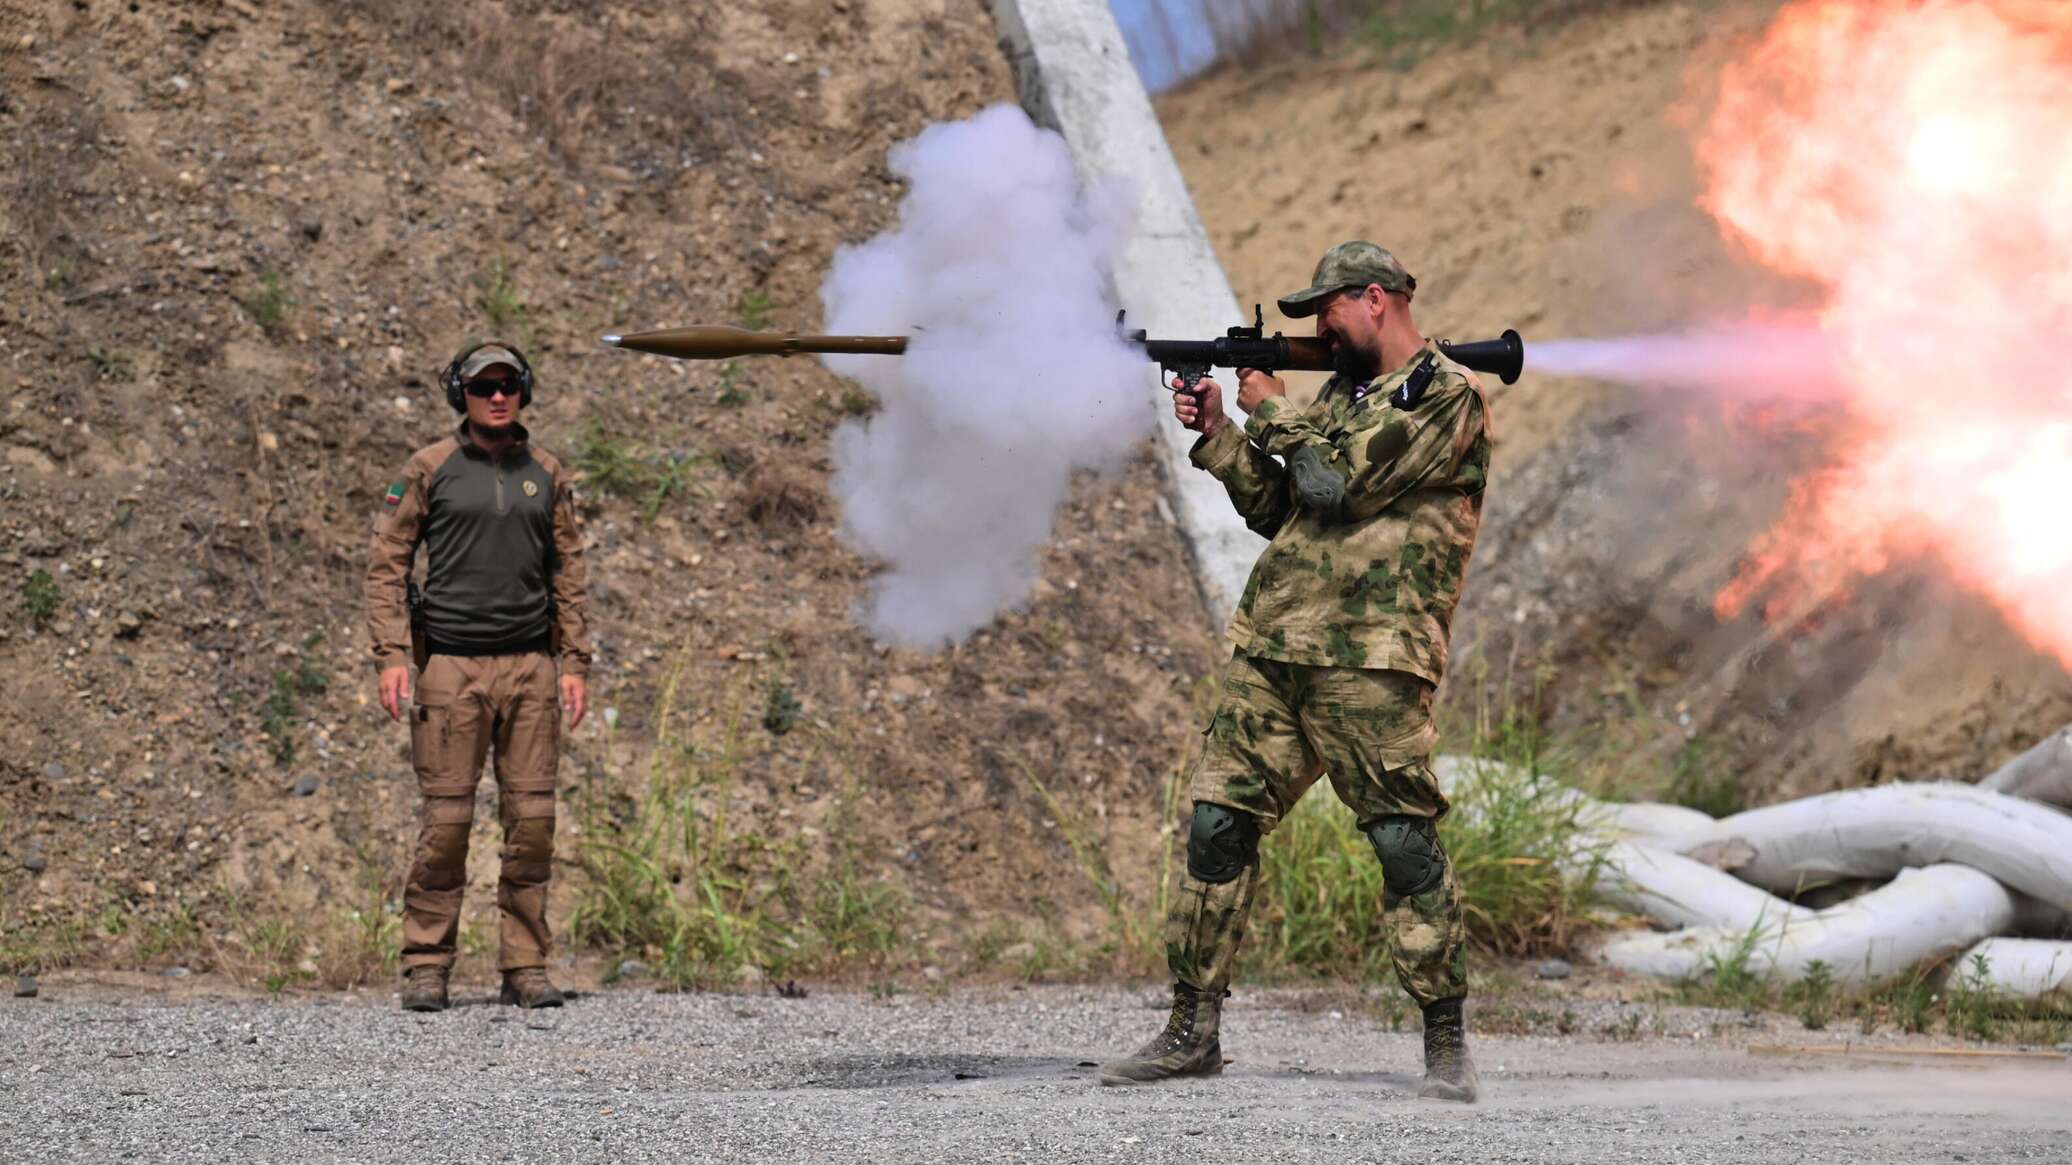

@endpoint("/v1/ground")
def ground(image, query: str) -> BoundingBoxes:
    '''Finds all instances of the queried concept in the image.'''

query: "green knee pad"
[1187,802,1259,884]
[1364,815,1445,898]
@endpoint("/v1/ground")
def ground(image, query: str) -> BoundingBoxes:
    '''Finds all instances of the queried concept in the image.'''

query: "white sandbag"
[1594,802,1716,846]
[1676,782,2072,913]
[1596,864,2017,985]
[1434,755,1784,933]
[1594,842,1813,933]
[1980,725,2072,811]
[1953,938,2072,998]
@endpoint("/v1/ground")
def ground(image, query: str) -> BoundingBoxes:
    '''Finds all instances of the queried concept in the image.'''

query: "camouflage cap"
[456,343,526,380]
[1276,241,1417,318]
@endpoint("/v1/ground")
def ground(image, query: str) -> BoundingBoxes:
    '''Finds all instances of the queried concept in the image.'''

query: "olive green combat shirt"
[1189,342,1491,683]
[365,422,593,677]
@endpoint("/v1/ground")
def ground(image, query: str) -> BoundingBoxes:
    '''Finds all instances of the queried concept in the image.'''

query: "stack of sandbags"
[1438,732,2072,999]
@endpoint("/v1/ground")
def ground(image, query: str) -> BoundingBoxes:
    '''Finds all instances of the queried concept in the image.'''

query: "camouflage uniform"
[1169,334,1488,1008]
[1105,242,1488,1095]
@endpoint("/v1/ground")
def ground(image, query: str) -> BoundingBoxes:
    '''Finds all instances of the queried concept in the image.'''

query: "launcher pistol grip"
[1167,361,1211,396]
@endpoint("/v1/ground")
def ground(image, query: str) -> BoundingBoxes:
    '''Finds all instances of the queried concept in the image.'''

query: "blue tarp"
[1109,0,1222,93]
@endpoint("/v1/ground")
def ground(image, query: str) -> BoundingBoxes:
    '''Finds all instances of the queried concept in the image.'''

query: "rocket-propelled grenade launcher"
[1118,305,1523,393]
[600,307,1525,394]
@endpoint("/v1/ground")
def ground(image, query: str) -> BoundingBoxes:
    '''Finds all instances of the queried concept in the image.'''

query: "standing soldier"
[365,340,592,1012]
[1101,243,1490,1101]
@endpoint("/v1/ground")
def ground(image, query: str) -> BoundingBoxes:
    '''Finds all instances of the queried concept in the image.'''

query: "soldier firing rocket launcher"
[599,307,1524,396]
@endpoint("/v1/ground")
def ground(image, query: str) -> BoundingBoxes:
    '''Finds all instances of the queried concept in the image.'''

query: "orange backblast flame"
[1698,0,2072,667]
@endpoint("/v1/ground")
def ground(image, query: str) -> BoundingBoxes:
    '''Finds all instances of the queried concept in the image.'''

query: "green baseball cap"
[456,343,526,380]
[1276,241,1417,318]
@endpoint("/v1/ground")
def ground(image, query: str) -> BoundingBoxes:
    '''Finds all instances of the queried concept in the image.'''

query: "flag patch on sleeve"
[384,482,405,507]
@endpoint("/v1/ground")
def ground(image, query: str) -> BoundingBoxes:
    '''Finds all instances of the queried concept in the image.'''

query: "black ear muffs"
[442,341,536,412]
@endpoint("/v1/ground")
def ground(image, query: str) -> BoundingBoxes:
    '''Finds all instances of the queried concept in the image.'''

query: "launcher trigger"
[1167,363,1209,397]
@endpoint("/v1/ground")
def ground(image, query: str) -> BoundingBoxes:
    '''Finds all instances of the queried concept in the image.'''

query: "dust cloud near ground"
[1155,0,2072,803]
[4,983,2067,1162]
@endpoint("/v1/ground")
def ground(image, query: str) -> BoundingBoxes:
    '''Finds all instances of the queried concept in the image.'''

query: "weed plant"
[239,272,292,335]
[739,290,773,331]
[572,426,707,521]
[716,361,750,406]
[762,681,801,735]
[1784,958,1835,1030]
[1671,947,2072,1045]
[1012,761,1183,973]
[259,634,330,765]
[475,260,526,331]
[88,346,135,382]
[567,663,909,987]
[22,569,59,627]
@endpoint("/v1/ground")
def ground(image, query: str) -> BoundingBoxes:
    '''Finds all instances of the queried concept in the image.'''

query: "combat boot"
[1418,996,1478,1102]
[400,965,450,1013]
[499,967,565,1009]
[1099,984,1224,1086]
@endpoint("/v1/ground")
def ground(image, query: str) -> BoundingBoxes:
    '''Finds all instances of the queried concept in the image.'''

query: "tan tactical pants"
[1165,651,1468,1006]
[401,651,560,972]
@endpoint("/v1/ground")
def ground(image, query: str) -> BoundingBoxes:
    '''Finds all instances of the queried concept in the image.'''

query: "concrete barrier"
[989,0,1262,623]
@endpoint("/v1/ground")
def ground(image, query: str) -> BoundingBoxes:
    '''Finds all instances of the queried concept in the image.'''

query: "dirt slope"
[1156,0,2072,802]
[1,0,1220,974]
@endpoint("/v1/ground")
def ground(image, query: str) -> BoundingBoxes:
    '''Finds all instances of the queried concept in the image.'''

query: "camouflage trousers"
[1165,651,1468,1006]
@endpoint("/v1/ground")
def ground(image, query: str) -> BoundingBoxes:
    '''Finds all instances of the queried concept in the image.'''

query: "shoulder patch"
[384,482,405,507]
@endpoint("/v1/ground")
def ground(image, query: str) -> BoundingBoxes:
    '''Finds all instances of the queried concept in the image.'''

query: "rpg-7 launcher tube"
[1136,330,1523,386]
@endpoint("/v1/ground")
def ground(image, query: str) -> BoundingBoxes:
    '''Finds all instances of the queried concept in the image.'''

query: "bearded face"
[1317,288,1384,383]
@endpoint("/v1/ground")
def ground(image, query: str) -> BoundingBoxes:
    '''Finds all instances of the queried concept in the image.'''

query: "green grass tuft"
[1785,958,1836,1030]
[475,260,527,331]
[762,681,801,735]
[22,569,59,627]
[739,290,773,331]
[239,272,293,335]
[88,346,135,382]
[568,671,912,988]
[572,426,707,521]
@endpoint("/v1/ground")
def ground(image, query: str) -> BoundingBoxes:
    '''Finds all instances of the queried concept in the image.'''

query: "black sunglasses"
[463,379,519,399]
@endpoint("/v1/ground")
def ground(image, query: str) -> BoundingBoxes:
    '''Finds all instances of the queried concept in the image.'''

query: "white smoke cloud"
[818,104,1155,649]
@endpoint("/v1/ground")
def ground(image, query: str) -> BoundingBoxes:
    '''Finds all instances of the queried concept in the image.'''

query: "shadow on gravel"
[793,1053,1083,1089]
[437,989,589,1011]
[1228,1066,1424,1093]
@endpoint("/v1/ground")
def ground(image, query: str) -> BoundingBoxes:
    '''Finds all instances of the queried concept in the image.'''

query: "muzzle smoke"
[818,105,1153,649]
[1530,321,1843,401]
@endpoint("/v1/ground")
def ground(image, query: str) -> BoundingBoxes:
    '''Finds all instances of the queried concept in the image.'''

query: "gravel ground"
[3,981,2067,1163]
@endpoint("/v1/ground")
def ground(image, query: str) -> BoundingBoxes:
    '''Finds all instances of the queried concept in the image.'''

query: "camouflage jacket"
[1189,341,1490,683]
